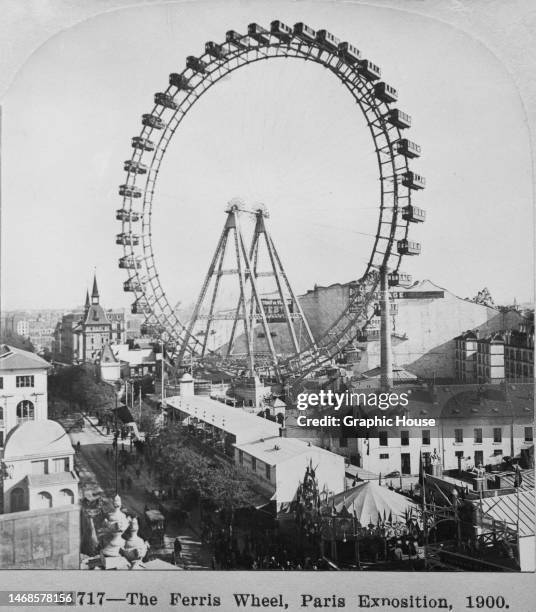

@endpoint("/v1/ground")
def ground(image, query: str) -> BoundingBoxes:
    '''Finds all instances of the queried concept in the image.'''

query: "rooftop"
[479,490,535,537]
[234,435,339,466]
[0,345,50,371]
[27,471,79,488]
[4,419,74,461]
[166,395,280,443]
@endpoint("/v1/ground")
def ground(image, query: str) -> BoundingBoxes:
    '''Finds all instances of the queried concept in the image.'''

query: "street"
[65,415,212,569]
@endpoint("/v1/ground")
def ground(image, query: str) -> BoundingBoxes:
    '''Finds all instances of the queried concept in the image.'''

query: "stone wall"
[0,504,79,569]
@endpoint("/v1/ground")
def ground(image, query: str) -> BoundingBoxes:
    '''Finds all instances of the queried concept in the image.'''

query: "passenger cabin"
[205,41,227,59]
[124,160,147,175]
[248,23,271,44]
[119,184,142,198]
[131,300,151,315]
[124,278,145,292]
[397,239,421,256]
[387,109,412,129]
[142,114,165,130]
[154,92,178,110]
[388,272,413,287]
[116,233,139,246]
[226,30,247,48]
[116,209,140,222]
[402,205,426,223]
[169,73,192,90]
[338,42,361,63]
[316,29,340,51]
[270,20,293,41]
[119,256,142,270]
[397,139,421,159]
[186,56,206,73]
[131,137,155,152]
[374,81,398,103]
[293,23,316,42]
[141,323,166,336]
[356,330,368,342]
[401,171,426,190]
[360,59,381,81]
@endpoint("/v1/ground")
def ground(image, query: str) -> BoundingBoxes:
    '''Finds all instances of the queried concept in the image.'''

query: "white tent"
[327,481,417,525]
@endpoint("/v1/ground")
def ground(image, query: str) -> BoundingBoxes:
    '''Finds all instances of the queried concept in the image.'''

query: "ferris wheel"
[116,20,425,380]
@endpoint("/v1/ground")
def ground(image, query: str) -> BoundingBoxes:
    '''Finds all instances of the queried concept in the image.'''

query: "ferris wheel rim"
[118,24,421,376]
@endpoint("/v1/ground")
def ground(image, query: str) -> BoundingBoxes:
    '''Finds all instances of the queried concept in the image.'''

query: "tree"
[49,365,116,414]
[151,424,250,515]
[471,287,495,308]
[0,331,35,352]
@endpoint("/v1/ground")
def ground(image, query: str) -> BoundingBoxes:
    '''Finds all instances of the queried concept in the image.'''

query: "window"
[401,431,409,446]
[16,375,34,388]
[493,428,502,443]
[31,460,48,475]
[379,431,388,446]
[16,400,35,422]
[265,465,271,480]
[474,450,484,467]
[238,450,243,465]
[0,377,3,389]
[455,450,464,460]
[339,437,348,448]
[474,428,483,444]
[422,430,430,445]
[59,489,75,505]
[454,428,463,443]
[0,406,3,422]
[524,427,533,442]
[251,457,256,472]
[379,453,389,459]
[493,449,503,456]
[52,457,70,473]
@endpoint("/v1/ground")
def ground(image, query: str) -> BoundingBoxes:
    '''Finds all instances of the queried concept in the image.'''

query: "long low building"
[165,394,281,451]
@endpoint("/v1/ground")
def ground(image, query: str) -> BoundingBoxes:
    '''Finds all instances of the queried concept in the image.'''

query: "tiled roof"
[0,345,50,371]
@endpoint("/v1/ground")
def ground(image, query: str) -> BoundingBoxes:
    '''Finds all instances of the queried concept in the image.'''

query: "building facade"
[234,436,345,509]
[0,345,49,448]
[53,276,126,364]
[456,323,534,384]
[2,420,78,514]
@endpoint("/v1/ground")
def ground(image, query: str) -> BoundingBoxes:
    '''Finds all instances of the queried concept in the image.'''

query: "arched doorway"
[10,487,25,512]
[36,491,53,509]
[59,489,75,505]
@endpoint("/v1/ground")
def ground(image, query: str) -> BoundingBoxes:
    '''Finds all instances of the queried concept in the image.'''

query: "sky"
[1,1,533,312]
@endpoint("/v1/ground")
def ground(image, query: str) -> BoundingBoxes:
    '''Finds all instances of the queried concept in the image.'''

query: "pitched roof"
[480,490,535,537]
[83,304,111,326]
[91,274,99,300]
[100,344,118,363]
[0,344,50,371]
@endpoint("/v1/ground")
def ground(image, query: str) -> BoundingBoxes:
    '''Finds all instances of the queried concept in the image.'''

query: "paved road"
[65,416,211,569]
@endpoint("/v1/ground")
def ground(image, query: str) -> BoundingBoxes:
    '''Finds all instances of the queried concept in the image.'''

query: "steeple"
[91,274,100,305]
[85,290,90,310]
